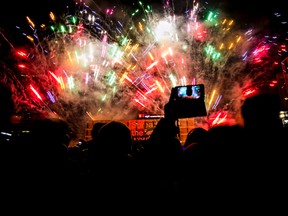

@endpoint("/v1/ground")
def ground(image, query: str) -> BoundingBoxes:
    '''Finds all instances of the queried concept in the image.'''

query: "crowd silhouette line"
[0,83,287,212]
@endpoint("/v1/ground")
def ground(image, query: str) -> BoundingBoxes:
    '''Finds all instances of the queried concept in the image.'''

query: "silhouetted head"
[241,93,282,130]
[29,118,71,147]
[91,122,106,140]
[184,127,208,148]
[96,121,133,160]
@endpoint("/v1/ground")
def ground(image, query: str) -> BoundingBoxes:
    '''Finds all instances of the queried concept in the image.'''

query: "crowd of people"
[0,83,287,212]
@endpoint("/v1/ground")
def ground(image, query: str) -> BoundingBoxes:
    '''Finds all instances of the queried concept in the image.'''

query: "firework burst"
[1,0,287,133]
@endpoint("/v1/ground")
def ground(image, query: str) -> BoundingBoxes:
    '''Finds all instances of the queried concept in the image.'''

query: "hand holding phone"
[169,84,207,118]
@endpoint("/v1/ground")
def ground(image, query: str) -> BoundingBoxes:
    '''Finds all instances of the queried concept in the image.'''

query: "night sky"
[0,0,286,29]
[0,0,286,53]
[0,0,286,64]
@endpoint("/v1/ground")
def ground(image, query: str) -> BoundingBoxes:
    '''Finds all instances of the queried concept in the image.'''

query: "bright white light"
[154,20,176,42]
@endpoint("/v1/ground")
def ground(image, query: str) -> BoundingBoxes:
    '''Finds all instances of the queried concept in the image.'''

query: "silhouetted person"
[67,122,106,174]
[86,122,106,168]
[91,122,106,140]
[138,101,183,207]
[241,93,283,131]
[183,126,208,149]
[240,93,285,154]
[1,116,83,210]
[92,120,133,161]
[239,93,287,211]
[82,120,139,206]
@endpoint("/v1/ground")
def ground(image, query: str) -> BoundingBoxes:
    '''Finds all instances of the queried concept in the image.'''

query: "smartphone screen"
[177,85,201,99]
[171,84,207,118]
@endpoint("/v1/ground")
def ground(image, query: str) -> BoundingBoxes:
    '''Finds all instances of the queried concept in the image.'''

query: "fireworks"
[0,0,287,133]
